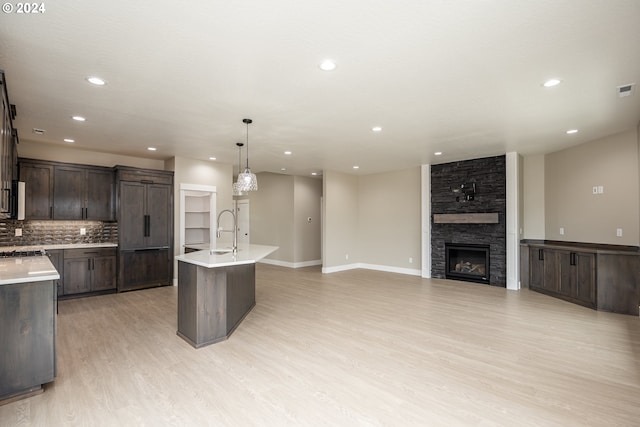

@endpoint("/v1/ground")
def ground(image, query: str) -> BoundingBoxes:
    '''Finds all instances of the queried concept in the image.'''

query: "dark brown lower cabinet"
[522,241,639,315]
[118,248,171,292]
[62,248,116,296]
[0,280,56,401]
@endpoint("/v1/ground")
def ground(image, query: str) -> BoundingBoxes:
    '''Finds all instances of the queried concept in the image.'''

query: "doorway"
[235,199,250,245]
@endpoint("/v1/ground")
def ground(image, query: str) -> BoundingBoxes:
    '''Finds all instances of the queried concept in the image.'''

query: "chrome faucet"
[216,209,238,253]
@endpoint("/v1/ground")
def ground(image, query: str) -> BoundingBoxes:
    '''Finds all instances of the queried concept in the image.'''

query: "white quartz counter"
[176,244,278,268]
[0,256,60,285]
[0,242,118,252]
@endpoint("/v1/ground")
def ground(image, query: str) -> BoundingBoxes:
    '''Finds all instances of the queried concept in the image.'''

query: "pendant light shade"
[237,118,258,192]
[232,142,246,197]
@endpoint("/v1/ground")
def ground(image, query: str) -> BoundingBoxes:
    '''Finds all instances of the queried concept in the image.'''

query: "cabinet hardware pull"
[570,252,576,266]
[538,248,544,261]
[87,258,91,270]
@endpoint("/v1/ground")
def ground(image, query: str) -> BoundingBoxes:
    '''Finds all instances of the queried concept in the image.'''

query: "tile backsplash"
[0,220,118,247]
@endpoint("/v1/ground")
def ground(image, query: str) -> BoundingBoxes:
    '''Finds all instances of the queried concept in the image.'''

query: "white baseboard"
[359,263,422,277]
[322,263,421,277]
[259,258,322,269]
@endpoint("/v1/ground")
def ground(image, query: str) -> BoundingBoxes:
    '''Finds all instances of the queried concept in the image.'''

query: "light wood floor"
[1,264,639,426]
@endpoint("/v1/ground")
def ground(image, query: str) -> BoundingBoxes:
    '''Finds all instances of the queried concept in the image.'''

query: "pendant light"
[237,118,258,191]
[232,142,246,197]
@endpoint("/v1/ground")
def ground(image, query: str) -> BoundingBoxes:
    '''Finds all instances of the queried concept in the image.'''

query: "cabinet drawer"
[117,170,173,185]
[64,247,116,259]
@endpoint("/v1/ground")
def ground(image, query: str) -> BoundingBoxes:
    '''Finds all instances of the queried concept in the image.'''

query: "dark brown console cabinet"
[521,240,639,316]
[115,166,173,292]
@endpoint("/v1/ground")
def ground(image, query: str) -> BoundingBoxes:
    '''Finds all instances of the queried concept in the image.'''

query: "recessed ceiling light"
[311,172,318,176]
[147,147,157,151]
[281,168,286,171]
[64,138,75,143]
[32,128,45,135]
[353,165,360,169]
[434,151,442,156]
[543,79,561,87]
[209,156,216,160]
[72,116,86,122]
[284,151,292,155]
[319,59,336,71]
[86,76,106,86]
[566,129,578,134]
[372,126,382,132]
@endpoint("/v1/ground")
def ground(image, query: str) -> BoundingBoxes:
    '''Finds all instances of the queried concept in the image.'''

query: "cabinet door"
[63,257,91,295]
[54,165,85,219]
[542,249,559,293]
[119,181,147,249]
[86,168,114,220]
[119,249,171,291]
[20,162,54,219]
[529,248,545,290]
[147,184,171,248]
[557,251,573,297]
[573,252,596,306]
[91,255,117,291]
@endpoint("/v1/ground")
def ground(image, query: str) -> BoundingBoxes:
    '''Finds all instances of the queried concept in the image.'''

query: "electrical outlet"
[598,186,604,194]
[15,228,22,237]
[80,228,86,235]
[559,227,564,235]
[616,228,623,237]
[345,254,349,260]
[409,257,413,264]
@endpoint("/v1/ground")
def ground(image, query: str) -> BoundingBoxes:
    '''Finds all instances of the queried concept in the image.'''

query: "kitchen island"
[0,254,60,403]
[175,244,277,348]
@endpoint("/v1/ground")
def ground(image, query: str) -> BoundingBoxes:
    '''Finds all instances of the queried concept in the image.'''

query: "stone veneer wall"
[431,155,506,287]
[0,220,117,247]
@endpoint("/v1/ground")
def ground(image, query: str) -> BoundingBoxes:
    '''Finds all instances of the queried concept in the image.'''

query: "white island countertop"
[0,256,60,285]
[176,244,278,268]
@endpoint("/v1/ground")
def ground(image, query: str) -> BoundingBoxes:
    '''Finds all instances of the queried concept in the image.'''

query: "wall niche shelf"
[179,184,217,253]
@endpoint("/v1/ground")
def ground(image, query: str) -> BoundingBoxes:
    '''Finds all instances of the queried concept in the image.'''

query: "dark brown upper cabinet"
[54,165,114,220]
[19,160,54,219]
[19,159,115,221]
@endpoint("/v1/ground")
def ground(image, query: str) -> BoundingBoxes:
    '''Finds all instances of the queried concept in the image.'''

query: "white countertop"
[1,242,118,252]
[0,256,60,285]
[176,244,278,268]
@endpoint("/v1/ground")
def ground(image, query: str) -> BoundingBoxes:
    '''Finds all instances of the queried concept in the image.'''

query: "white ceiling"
[1,0,639,176]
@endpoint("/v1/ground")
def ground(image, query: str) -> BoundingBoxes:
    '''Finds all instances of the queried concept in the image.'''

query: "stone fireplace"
[430,155,507,287]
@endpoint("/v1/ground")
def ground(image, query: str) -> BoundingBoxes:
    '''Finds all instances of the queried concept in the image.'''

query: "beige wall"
[293,176,322,263]
[522,154,545,239]
[249,173,295,262]
[323,170,359,268]
[357,167,421,269]
[544,129,639,245]
[248,173,322,264]
[18,140,164,169]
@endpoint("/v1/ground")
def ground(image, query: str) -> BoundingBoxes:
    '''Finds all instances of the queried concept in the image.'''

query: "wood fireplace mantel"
[433,213,499,224]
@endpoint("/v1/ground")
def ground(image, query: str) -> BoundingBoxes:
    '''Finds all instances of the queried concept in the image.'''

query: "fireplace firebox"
[445,243,490,284]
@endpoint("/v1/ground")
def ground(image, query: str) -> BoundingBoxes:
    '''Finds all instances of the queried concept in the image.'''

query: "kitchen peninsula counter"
[175,244,277,348]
